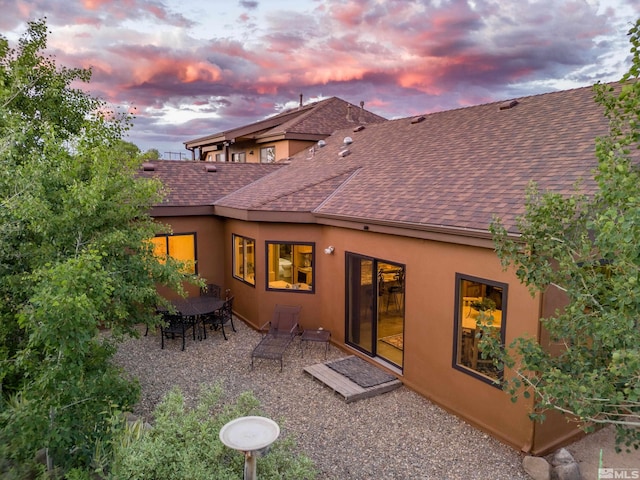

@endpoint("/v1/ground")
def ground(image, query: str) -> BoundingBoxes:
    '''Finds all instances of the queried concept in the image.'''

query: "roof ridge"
[275,96,339,130]
[389,83,602,122]
[313,167,363,213]
[248,165,360,209]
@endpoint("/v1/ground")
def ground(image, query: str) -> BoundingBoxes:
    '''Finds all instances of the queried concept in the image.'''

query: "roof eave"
[213,206,316,223]
[313,212,518,248]
[256,132,328,143]
[184,106,317,148]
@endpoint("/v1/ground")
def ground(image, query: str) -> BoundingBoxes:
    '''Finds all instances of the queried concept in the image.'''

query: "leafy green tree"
[0,19,194,476]
[115,140,141,159]
[139,148,161,160]
[111,386,317,480]
[489,19,640,451]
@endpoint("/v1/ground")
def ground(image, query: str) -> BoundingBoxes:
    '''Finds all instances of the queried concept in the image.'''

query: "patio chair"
[201,283,222,298]
[160,312,195,351]
[201,296,235,341]
[222,296,236,332]
[252,304,302,371]
[259,304,302,338]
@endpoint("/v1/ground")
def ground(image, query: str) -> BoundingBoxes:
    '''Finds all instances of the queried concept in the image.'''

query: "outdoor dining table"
[159,296,226,341]
[170,296,225,317]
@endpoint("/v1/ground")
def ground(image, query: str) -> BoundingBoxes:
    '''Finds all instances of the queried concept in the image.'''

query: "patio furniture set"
[159,293,331,368]
[158,285,235,350]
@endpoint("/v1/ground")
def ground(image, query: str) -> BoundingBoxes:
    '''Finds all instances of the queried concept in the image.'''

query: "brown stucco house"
[183,96,386,163]
[142,85,623,455]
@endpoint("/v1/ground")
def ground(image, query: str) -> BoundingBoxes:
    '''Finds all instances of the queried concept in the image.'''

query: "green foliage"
[489,19,640,451]
[111,386,317,480]
[0,19,197,476]
[115,140,141,160]
[139,148,161,160]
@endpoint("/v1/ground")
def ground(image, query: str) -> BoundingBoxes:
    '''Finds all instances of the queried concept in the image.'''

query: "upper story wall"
[202,139,315,163]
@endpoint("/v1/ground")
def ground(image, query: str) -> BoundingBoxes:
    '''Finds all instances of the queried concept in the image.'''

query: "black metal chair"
[221,296,236,332]
[201,283,222,298]
[159,312,194,351]
[201,296,235,341]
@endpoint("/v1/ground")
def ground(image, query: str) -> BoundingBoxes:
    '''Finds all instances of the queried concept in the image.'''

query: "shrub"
[110,385,317,480]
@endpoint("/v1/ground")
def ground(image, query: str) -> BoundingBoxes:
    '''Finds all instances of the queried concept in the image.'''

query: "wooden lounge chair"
[252,304,301,371]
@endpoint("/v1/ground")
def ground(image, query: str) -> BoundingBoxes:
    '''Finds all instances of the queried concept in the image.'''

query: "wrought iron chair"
[201,283,222,298]
[159,312,194,351]
[201,296,235,341]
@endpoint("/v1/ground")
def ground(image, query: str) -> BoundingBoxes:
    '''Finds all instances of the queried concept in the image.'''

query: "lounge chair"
[251,304,301,371]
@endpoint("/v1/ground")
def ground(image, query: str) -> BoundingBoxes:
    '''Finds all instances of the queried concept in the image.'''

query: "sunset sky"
[2,0,639,157]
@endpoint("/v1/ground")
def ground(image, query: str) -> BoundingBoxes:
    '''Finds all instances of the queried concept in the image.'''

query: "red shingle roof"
[183,97,387,148]
[138,161,282,207]
[152,84,637,236]
[217,85,622,233]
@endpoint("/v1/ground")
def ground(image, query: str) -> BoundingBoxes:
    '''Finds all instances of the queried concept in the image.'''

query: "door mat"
[380,334,403,350]
[326,356,396,388]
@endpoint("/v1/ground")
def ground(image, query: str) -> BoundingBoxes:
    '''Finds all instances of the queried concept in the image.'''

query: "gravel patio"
[113,318,531,480]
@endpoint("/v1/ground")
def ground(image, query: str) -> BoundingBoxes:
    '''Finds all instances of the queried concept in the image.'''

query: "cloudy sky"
[2,0,639,157]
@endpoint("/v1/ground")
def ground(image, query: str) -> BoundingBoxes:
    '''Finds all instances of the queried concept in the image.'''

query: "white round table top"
[219,416,280,452]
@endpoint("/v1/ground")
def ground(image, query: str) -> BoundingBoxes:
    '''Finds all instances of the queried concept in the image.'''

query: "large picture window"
[233,235,255,285]
[453,274,507,384]
[266,242,314,292]
[151,233,196,274]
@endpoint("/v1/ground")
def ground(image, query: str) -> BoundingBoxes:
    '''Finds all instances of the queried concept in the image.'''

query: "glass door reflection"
[346,253,404,369]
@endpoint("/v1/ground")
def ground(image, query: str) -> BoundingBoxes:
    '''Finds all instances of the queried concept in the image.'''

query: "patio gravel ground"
[113,318,533,480]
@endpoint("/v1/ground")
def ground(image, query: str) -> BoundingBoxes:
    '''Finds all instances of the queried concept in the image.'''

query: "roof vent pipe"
[358,101,365,124]
[299,93,303,108]
[346,104,354,122]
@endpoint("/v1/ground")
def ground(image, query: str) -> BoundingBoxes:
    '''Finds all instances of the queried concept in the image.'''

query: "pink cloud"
[4,0,633,155]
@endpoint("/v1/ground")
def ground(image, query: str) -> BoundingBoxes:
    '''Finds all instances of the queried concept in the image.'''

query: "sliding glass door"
[346,253,404,369]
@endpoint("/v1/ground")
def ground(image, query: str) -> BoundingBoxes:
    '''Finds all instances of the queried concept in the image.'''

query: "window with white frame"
[260,146,275,163]
[231,152,246,163]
